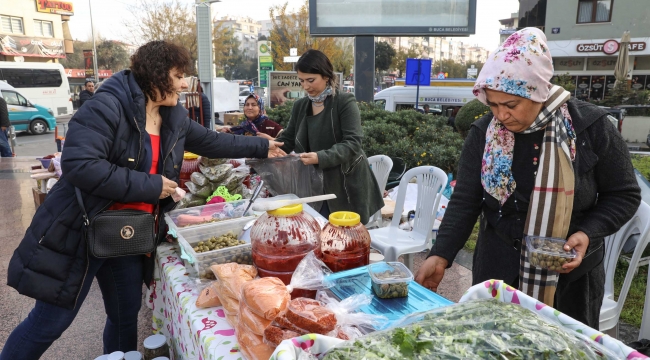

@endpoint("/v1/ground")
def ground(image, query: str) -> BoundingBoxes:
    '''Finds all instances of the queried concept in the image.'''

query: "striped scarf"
[482,85,575,305]
[519,86,575,305]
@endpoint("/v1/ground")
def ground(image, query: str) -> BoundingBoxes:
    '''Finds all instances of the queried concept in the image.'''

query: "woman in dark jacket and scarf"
[275,49,383,224]
[415,28,641,329]
[2,41,284,359]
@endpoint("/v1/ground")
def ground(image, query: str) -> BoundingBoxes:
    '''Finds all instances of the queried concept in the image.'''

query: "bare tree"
[123,0,198,74]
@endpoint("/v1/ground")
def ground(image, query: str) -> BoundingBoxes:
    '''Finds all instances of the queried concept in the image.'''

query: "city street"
[11,115,71,158]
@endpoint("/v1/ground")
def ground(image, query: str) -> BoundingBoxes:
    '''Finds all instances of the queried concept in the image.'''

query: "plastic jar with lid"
[179,152,200,190]
[107,351,125,360]
[143,334,170,360]
[124,351,142,360]
[321,211,371,272]
[250,203,321,298]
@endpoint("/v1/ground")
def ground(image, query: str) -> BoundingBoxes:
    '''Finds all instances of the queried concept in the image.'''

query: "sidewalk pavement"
[0,158,153,359]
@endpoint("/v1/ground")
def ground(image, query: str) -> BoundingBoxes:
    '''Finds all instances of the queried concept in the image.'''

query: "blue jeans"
[0,254,144,359]
[0,129,12,157]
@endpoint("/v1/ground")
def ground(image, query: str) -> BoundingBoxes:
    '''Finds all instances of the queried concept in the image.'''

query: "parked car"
[0,81,56,135]
[239,89,251,107]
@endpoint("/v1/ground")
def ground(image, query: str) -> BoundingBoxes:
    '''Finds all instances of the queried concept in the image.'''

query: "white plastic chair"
[600,200,650,338]
[369,166,448,270]
[640,264,650,341]
[366,155,393,228]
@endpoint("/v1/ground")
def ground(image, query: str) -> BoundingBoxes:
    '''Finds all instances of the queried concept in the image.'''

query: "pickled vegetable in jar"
[250,204,321,298]
[321,212,371,272]
[179,152,200,191]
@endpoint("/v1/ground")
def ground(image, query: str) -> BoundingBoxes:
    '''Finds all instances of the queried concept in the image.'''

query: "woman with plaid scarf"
[416,28,641,329]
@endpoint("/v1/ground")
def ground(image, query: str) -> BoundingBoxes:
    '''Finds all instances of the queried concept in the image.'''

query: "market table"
[147,242,240,360]
[146,203,328,360]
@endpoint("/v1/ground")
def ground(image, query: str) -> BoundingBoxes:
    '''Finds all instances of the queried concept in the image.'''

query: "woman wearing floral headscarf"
[415,28,641,328]
[226,94,283,140]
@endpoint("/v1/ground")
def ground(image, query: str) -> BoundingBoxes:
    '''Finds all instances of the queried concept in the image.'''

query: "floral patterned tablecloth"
[146,242,243,360]
[271,280,649,360]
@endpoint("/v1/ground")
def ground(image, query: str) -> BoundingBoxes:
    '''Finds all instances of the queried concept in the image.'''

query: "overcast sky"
[68,0,519,52]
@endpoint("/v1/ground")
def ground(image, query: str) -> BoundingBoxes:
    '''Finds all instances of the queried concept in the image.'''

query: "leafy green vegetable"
[322,300,613,360]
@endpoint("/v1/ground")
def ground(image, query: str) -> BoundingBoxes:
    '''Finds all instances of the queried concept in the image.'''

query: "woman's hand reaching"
[299,152,319,165]
[159,176,178,199]
[268,140,286,158]
[257,133,275,141]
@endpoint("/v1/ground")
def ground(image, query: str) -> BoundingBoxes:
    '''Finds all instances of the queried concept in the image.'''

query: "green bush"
[360,108,464,174]
[455,99,490,137]
[265,100,295,128]
[266,99,465,174]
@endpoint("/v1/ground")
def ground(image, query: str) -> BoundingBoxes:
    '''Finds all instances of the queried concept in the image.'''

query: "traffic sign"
[467,67,478,79]
[406,58,432,86]
[437,72,446,79]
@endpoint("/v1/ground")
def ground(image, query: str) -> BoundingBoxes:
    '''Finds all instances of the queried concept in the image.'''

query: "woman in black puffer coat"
[3,41,284,359]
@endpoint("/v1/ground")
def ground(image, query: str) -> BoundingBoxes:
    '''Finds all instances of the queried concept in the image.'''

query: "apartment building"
[0,0,74,62]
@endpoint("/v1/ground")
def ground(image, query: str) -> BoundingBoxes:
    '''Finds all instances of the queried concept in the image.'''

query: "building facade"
[216,16,262,59]
[499,12,519,45]
[377,36,489,66]
[538,0,650,101]
[0,0,74,62]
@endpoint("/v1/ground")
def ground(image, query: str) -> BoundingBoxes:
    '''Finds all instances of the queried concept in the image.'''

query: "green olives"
[529,238,574,271]
[372,281,408,299]
[192,233,246,254]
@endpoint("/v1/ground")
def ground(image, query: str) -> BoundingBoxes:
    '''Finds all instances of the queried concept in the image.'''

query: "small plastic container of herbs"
[525,235,577,271]
[368,261,414,299]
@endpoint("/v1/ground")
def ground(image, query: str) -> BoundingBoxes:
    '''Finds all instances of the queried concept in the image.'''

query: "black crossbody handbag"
[75,188,157,258]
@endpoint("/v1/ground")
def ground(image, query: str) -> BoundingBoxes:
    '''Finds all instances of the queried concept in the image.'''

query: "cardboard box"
[32,187,47,209]
[223,112,244,126]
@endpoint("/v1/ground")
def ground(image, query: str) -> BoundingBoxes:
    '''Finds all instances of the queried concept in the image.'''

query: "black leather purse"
[75,188,157,258]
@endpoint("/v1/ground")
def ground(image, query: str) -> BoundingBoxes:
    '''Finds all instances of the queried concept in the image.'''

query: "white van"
[374,86,474,114]
[0,62,73,117]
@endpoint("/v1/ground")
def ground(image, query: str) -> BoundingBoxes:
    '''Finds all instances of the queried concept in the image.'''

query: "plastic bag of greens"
[176,193,206,209]
[221,172,248,192]
[322,299,617,360]
[186,182,212,198]
[199,156,228,167]
[199,163,233,183]
[191,172,209,186]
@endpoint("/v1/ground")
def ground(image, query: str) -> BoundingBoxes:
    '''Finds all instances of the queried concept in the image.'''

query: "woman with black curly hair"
[2,40,284,359]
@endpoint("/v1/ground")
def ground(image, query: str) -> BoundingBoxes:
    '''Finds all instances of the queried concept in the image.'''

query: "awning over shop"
[0,34,65,58]
[64,69,113,79]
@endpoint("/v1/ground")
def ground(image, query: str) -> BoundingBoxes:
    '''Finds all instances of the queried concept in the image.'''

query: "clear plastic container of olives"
[525,236,577,271]
[368,261,414,299]
[177,217,253,279]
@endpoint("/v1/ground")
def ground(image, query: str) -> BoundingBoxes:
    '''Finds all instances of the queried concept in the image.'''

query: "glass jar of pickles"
[320,212,371,272]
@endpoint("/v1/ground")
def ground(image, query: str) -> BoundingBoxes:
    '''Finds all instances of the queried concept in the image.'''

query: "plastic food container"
[164,199,255,232]
[123,351,142,360]
[250,203,321,298]
[526,236,577,271]
[368,262,414,299]
[143,334,170,360]
[179,152,200,191]
[107,352,124,360]
[321,211,371,272]
[176,217,253,279]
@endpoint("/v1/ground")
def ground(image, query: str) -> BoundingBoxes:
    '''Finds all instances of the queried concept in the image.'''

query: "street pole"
[439,37,443,74]
[88,0,99,83]
[415,59,421,111]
